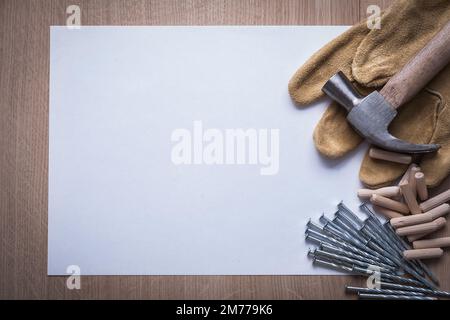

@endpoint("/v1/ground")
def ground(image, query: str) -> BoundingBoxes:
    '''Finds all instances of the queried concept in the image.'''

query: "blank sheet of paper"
[48,26,366,275]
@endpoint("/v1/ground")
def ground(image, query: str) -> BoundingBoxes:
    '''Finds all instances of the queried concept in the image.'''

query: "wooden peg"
[370,194,410,214]
[396,218,446,237]
[390,203,450,228]
[391,213,432,229]
[357,186,401,199]
[420,189,450,212]
[398,164,418,186]
[372,205,404,219]
[403,248,443,260]
[428,203,450,219]
[409,166,421,199]
[415,172,428,201]
[407,217,447,242]
[413,237,450,249]
[369,147,412,164]
[399,181,421,215]
[408,234,425,243]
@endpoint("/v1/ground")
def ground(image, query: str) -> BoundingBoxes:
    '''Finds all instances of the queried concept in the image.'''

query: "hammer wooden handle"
[380,21,450,109]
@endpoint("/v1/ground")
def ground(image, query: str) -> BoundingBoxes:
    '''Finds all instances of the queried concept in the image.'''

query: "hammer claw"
[370,132,440,155]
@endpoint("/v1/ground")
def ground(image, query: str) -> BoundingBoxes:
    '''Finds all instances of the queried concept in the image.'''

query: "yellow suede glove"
[288,0,450,188]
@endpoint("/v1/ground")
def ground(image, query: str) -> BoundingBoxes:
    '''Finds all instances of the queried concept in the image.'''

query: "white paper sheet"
[48,26,368,275]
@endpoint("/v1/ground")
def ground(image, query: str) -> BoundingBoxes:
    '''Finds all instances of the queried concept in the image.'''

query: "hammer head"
[322,72,440,154]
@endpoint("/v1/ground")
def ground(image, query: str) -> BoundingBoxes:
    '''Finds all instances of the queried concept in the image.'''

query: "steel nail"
[360,203,382,226]
[311,256,425,287]
[358,226,398,266]
[322,223,377,258]
[306,229,384,263]
[378,281,450,298]
[306,219,324,232]
[345,286,425,296]
[336,205,395,262]
[320,214,354,239]
[312,257,353,273]
[364,217,403,255]
[337,202,363,227]
[357,293,436,300]
[313,249,393,273]
[319,243,396,272]
[333,214,368,244]
[307,231,397,272]
[351,266,424,287]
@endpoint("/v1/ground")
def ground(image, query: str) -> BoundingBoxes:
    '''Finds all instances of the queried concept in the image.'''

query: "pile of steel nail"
[306,202,450,300]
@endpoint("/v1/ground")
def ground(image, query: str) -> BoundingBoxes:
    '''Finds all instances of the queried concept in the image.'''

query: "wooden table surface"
[1,0,449,299]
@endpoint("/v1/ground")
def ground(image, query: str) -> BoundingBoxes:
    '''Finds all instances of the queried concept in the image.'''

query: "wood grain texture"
[2,0,448,300]
[380,21,450,108]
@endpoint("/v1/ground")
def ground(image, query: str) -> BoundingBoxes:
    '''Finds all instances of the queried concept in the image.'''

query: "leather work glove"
[288,0,450,188]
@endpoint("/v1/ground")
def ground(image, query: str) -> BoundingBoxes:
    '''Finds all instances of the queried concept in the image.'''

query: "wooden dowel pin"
[398,163,418,186]
[396,217,446,237]
[369,147,412,164]
[420,189,450,212]
[399,180,421,215]
[409,166,421,199]
[357,186,401,200]
[413,237,450,249]
[390,203,450,229]
[372,205,404,219]
[370,194,410,214]
[403,248,443,260]
[407,217,447,242]
[415,172,428,201]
